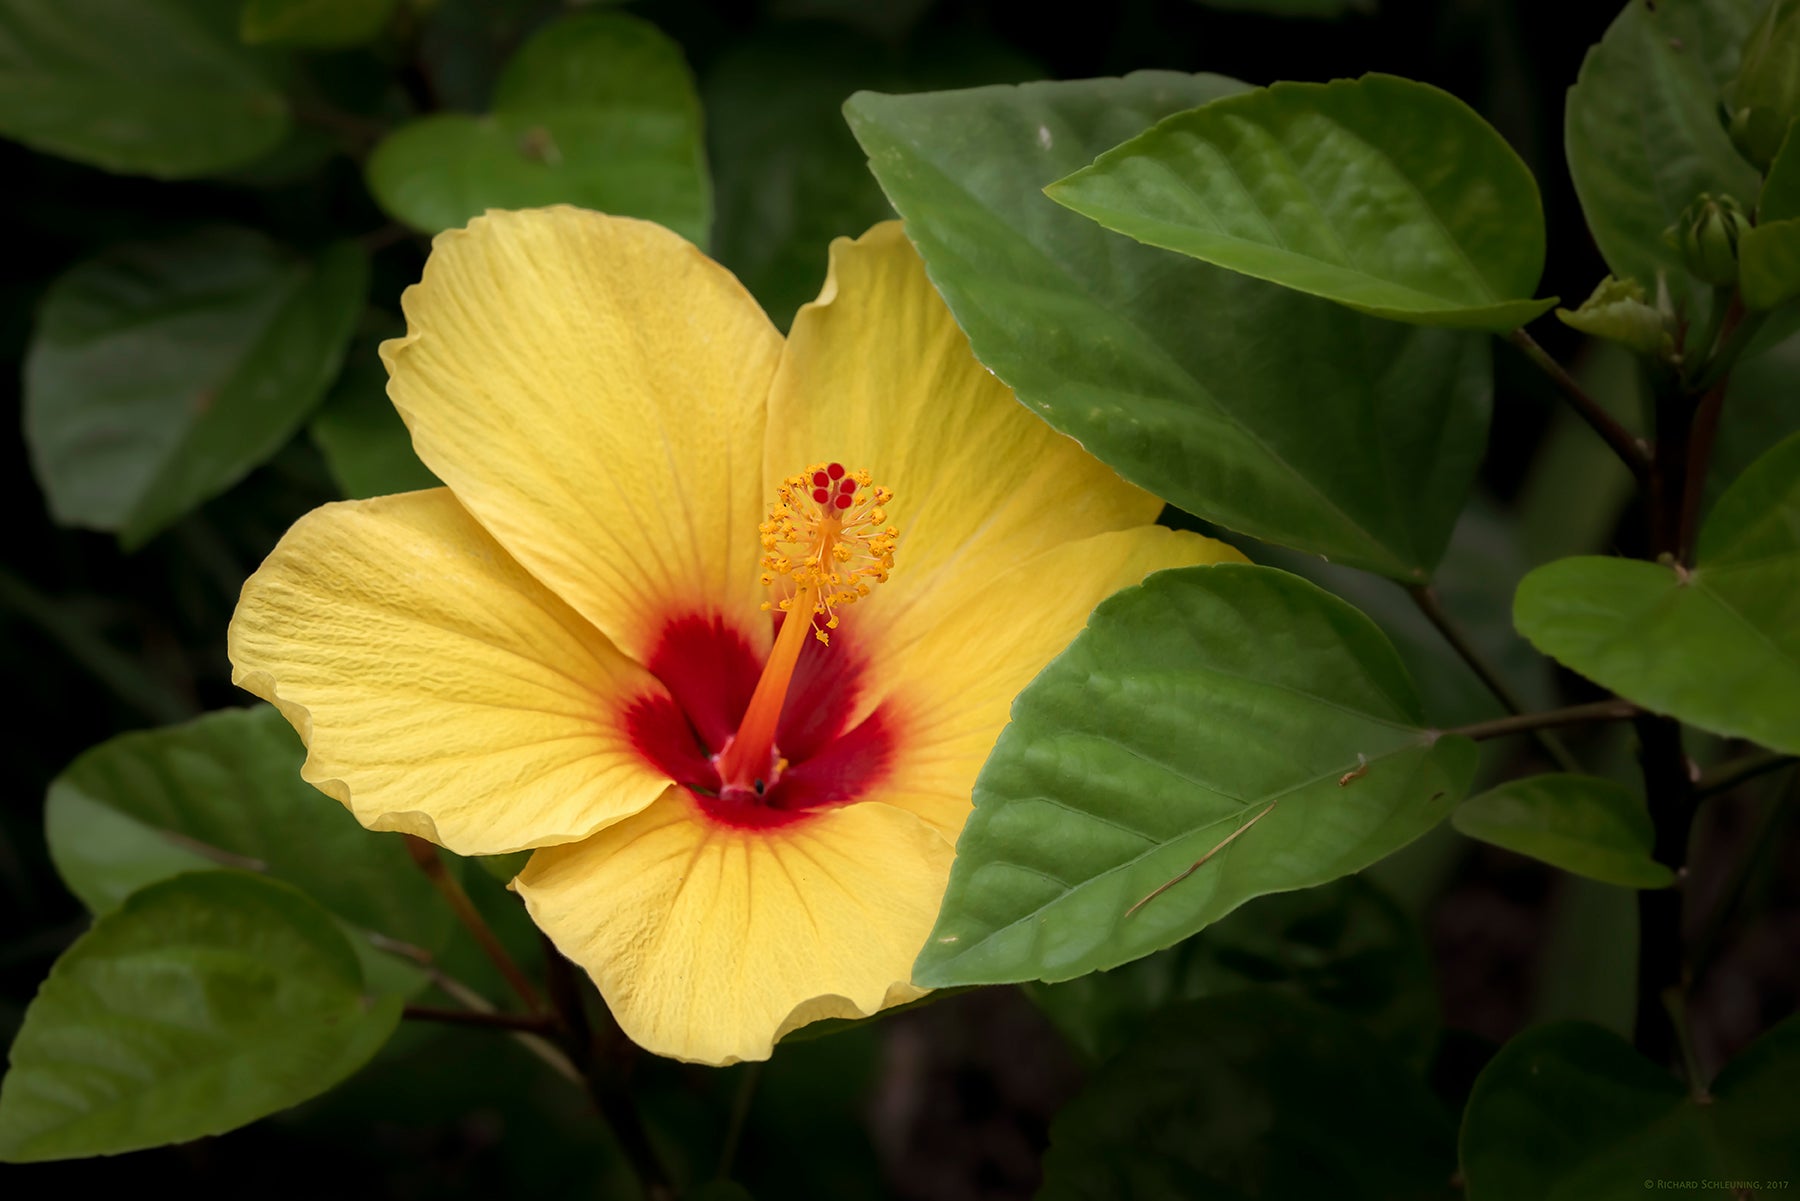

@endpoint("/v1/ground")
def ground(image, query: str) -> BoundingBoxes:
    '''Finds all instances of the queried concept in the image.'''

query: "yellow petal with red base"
[515,788,953,1066]
[382,207,782,662]
[229,489,672,856]
[865,526,1247,840]
[764,222,1167,643]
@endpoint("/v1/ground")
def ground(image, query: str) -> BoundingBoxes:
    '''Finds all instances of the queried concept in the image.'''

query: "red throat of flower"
[711,463,897,801]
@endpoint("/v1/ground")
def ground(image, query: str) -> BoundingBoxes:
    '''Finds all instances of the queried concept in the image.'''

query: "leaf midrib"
[945,736,1433,975]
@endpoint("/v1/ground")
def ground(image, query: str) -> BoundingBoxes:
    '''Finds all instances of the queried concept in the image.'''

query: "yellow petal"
[865,526,1247,840]
[229,490,672,856]
[764,221,1165,640]
[382,207,783,662]
[515,789,953,1065]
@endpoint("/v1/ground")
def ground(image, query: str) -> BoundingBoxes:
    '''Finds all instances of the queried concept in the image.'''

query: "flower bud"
[1555,275,1674,357]
[1663,193,1750,285]
[1728,0,1800,169]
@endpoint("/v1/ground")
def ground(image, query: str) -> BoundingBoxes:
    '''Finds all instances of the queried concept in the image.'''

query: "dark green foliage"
[2,0,1796,1195]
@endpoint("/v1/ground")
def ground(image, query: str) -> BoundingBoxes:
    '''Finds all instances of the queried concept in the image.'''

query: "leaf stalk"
[1507,328,1652,486]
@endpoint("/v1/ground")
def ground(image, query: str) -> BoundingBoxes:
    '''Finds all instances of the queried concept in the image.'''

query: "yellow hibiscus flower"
[228,207,1242,1066]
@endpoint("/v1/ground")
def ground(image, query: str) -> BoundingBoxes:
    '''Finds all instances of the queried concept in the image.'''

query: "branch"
[1439,699,1640,743]
[404,835,544,1014]
[1696,748,1798,798]
[1633,713,1698,1073]
[1508,328,1652,486]
[542,937,677,1201]
[365,932,581,1085]
[356,222,416,255]
[716,1062,764,1185]
[288,98,387,152]
[1676,375,1728,564]
[403,1005,558,1034]
[1408,584,1584,772]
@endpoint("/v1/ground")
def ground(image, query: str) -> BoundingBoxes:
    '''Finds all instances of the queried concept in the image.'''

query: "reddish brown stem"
[403,835,544,1014]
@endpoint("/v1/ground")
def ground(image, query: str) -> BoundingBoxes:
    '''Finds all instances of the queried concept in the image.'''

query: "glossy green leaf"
[24,230,367,548]
[1039,991,1457,1200]
[367,11,709,245]
[915,564,1476,988]
[0,0,289,177]
[241,0,397,46]
[1515,432,1800,754]
[309,323,440,499]
[1739,217,1800,309]
[1048,73,1552,330]
[43,706,453,959]
[1028,877,1435,1063]
[1452,774,1674,888]
[0,872,402,1162]
[1565,0,1761,322]
[1460,1018,1800,1199]
[846,75,1492,581]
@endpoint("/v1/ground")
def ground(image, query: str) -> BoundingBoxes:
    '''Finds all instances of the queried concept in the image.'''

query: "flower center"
[711,463,896,801]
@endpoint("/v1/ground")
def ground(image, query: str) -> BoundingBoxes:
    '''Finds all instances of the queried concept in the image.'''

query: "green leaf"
[1565,0,1761,321]
[1039,991,1456,1200]
[1460,1018,1800,1199]
[705,28,899,330]
[0,872,402,1162]
[1530,876,1638,1038]
[309,321,440,499]
[240,0,397,46]
[1555,275,1674,355]
[24,230,367,548]
[915,564,1476,988]
[367,11,709,245]
[43,706,453,959]
[1728,0,1800,168]
[1714,324,1800,498]
[1047,73,1552,330]
[1739,216,1800,309]
[1760,124,1800,221]
[1514,431,1800,754]
[1028,877,1435,1063]
[1263,495,1557,731]
[474,850,534,883]
[0,0,290,177]
[706,27,1034,328]
[1452,774,1675,888]
[846,75,1492,581]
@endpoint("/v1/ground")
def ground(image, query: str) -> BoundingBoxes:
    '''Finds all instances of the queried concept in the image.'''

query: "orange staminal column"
[713,463,897,801]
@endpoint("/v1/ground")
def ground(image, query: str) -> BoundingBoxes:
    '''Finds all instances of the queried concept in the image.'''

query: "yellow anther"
[755,461,898,632]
